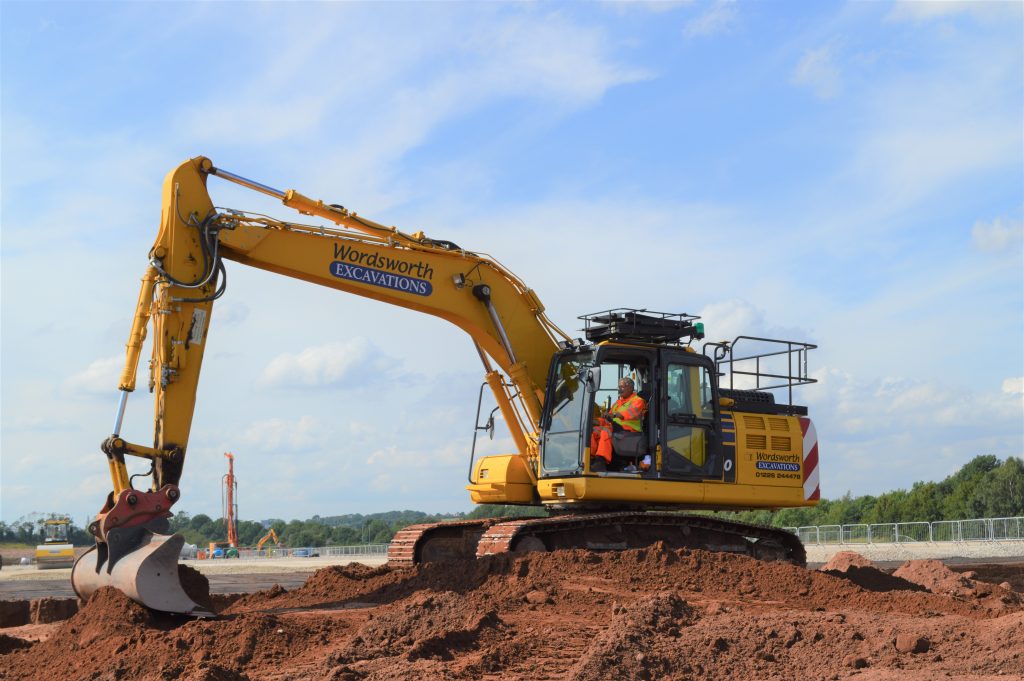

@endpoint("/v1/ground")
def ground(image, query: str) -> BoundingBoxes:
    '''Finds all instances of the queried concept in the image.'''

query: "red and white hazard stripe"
[798,417,820,501]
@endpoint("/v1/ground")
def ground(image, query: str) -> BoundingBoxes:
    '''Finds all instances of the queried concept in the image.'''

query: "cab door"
[658,351,723,479]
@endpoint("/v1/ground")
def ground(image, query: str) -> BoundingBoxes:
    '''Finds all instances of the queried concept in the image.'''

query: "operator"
[590,377,647,471]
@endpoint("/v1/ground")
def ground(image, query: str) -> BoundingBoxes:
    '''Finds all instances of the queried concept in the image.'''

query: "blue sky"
[2,1,1022,526]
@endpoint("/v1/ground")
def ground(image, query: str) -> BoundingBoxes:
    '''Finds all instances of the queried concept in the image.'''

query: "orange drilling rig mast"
[221,453,238,549]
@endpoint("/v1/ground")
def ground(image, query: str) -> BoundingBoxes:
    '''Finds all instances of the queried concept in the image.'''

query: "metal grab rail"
[704,335,817,407]
[785,516,1024,545]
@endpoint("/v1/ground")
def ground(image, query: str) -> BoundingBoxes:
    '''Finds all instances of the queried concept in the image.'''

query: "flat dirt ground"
[1,548,1022,681]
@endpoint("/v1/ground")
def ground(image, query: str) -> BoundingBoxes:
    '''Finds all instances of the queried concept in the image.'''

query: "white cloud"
[604,0,692,15]
[64,356,125,395]
[370,471,395,492]
[1003,377,1024,396]
[853,123,1015,208]
[468,14,650,103]
[886,1,1018,24]
[698,299,810,345]
[834,8,1022,214]
[971,217,1024,254]
[177,96,331,147]
[791,45,842,100]
[213,301,251,326]
[240,415,324,452]
[174,7,649,156]
[682,0,737,39]
[803,367,1024,496]
[260,338,393,388]
[366,440,465,469]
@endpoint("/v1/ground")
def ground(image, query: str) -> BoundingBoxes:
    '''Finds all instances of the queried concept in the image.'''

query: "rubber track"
[387,518,497,567]
[475,512,807,565]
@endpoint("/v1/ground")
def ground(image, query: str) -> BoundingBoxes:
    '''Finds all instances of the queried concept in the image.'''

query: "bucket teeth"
[72,532,214,617]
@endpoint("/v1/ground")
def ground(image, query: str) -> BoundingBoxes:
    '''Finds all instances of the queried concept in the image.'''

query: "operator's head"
[618,377,635,398]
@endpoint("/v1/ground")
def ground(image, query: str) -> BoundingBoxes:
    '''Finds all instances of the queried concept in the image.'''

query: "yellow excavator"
[72,157,821,616]
[256,528,281,553]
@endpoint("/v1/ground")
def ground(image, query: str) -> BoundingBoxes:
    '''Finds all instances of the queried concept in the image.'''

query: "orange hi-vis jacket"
[590,393,647,464]
[608,393,646,432]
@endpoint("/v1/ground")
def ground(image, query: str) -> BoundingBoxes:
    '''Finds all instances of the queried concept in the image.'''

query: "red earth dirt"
[819,551,927,594]
[1,548,1022,680]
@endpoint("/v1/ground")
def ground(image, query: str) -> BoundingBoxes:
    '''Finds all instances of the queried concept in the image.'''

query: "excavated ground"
[1,548,1022,680]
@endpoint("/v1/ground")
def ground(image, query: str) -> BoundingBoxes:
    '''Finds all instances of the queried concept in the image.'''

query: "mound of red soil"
[820,550,875,571]
[569,592,697,680]
[895,559,974,593]
[0,634,33,655]
[336,590,504,663]
[3,550,1022,681]
[232,547,998,620]
[819,551,925,593]
[951,563,1024,593]
[895,559,1021,608]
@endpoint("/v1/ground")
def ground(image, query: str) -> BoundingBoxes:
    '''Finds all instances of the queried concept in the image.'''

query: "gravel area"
[0,555,386,583]
[805,540,1024,564]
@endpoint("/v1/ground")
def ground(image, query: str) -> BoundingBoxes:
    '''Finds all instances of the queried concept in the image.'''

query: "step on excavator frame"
[387,513,806,567]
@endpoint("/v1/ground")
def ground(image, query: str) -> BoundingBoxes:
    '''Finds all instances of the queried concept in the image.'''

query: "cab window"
[663,363,715,474]
[540,355,591,474]
[666,364,714,420]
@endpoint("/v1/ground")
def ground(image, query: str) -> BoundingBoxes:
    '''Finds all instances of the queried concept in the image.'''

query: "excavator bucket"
[72,532,214,617]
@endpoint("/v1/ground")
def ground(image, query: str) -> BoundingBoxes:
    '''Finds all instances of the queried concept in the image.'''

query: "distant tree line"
[165,509,471,548]
[5,455,1020,547]
[164,506,549,548]
[0,512,92,546]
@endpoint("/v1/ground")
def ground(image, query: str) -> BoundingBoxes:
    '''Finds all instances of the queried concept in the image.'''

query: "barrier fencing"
[786,516,1024,546]
[182,543,390,561]
[180,517,1024,559]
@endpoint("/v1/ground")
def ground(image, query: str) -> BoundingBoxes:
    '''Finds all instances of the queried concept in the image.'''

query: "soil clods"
[2,549,1022,680]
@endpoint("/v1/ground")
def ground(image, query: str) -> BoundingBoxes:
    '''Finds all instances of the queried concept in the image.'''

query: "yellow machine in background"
[256,528,281,553]
[36,518,74,569]
[72,157,821,615]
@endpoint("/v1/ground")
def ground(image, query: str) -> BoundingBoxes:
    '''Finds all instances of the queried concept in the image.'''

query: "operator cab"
[43,519,70,544]
[540,310,727,483]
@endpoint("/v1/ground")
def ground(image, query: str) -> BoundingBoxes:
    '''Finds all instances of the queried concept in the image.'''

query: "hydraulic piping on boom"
[73,157,820,616]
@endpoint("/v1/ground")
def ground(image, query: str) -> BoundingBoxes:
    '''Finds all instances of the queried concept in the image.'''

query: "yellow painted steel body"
[469,409,816,511]
[467,455,535,504]
[730,411,806,491]
[35,544,75,569]
[37,519,75,569]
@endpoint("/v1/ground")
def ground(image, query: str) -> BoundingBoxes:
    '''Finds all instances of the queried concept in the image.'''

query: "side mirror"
[586,366,601,392]
[481,406,499,440]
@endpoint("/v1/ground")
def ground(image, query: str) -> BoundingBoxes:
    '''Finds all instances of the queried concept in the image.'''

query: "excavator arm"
[256,528,280,552]
[72,156,570,614]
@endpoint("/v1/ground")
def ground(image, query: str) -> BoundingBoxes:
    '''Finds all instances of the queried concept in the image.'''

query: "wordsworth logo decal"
[756,461,800,472]
[330,262,433,296]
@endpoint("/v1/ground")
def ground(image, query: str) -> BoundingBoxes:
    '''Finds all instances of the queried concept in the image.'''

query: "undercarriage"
[388,512,806,567]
